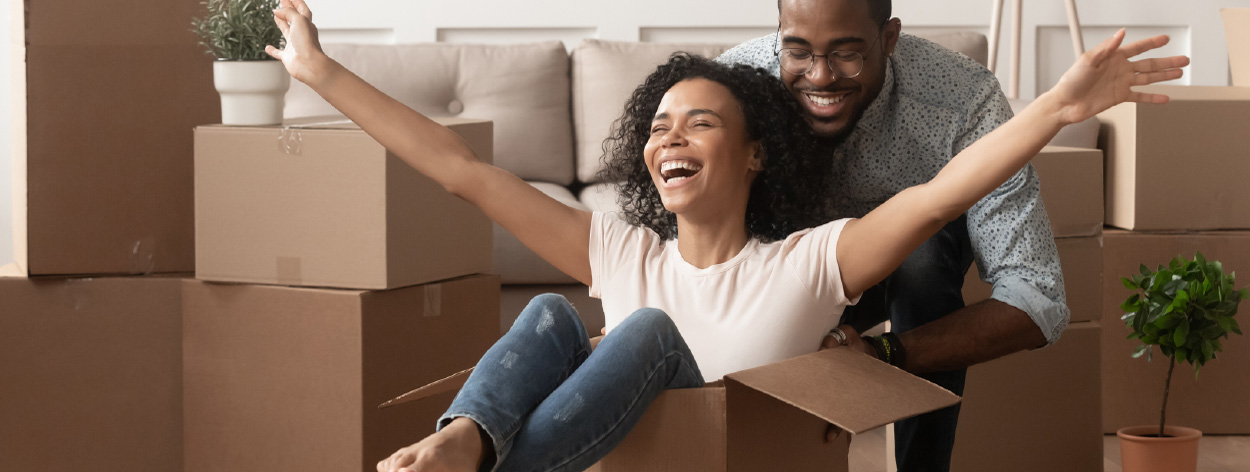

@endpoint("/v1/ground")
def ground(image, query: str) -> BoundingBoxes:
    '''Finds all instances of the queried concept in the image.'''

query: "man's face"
[778,0,900,138]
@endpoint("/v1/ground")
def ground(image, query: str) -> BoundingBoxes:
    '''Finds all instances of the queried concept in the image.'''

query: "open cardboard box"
[381,346,958,471]
[194,116,493,290]
[1225,8,1250,86]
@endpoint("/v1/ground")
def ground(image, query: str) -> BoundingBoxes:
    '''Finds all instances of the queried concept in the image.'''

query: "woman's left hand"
[1048,29,1190,125]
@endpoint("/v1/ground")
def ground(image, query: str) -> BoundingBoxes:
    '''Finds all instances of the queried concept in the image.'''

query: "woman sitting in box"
[265,1,1185,471]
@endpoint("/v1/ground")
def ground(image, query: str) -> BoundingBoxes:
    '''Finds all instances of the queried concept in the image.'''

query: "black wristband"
[861,335,888,364]
[879,332,907,369]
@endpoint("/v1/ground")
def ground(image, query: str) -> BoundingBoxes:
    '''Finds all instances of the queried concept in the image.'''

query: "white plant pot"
[214,60,290,126]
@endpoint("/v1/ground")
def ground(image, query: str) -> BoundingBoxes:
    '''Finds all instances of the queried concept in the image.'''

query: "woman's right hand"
[265,0,329,86]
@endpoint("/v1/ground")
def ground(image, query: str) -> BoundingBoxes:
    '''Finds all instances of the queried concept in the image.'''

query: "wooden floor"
[847,428,1250,471]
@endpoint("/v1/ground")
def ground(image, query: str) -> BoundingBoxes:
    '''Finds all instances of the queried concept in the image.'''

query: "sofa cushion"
[578,182,621,216]
[493,182,586,284]
[912,31,989,67]
[572,39,734,184]
[284,41,576,185]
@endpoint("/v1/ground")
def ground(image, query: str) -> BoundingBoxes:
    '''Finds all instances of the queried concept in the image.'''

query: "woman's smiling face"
[643,78,762,218]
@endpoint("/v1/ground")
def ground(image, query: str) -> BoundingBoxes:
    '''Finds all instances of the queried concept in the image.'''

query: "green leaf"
[1202,340,1214,360]
[1141,334,1158,345]
[1141,264,1152,277]
[1120,294,1141,312]
[1174,320,1191,346]
[1175,348,1188,363]
[1131,344,1149,358]
[1122,277,1138,290]
[1226,317,1243,335]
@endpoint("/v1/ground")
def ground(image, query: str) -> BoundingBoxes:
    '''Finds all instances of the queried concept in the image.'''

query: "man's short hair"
[778,0,892,27]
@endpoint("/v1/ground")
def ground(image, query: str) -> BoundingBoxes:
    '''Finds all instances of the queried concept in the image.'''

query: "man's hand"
[819,324,873,443]
[820,324,876,358]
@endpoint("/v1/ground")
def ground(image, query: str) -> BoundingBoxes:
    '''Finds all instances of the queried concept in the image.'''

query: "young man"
[719,0,1069,470]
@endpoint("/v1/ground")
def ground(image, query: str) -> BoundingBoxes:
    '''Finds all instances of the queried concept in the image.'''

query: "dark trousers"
[840,215,974,472]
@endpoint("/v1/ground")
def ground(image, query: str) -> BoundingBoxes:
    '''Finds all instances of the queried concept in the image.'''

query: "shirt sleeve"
[783,218,861,307]
[956,74,1071,345]
[587,212,651,299]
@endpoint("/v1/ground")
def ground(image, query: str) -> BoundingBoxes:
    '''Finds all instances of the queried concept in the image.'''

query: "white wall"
[1,3,12,269]
[2,0,1246,270]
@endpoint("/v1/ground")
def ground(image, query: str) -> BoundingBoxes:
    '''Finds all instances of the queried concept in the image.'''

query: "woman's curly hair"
[598,53,833,242]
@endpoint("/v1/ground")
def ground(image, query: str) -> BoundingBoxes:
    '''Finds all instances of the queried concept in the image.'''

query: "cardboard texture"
[194,116,494,290]
[385,347,958,471]
[951,322,1103,472]
[1225,9,1250,86]
[963,235,1102,322]
[1098,86,1250,230]
[1101,230,1250,433]
[0,275,184,472]
[11,0,219,276]
[1033,146,1103,238]
[183,274,500,472]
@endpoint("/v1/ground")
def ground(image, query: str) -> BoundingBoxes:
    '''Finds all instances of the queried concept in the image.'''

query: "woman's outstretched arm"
[268,0,592,285]
[835,30,1188,299]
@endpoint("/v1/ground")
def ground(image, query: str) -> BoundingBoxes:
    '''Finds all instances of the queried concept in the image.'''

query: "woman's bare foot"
[376,417,488,472]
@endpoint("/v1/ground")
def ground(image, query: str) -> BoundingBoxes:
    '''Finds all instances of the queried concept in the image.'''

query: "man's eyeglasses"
[772,27,884,79]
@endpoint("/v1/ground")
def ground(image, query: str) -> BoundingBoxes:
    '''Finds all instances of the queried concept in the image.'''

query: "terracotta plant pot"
[1117,425,1202,472]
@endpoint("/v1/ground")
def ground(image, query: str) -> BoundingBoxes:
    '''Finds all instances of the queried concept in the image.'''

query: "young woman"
[265,2,1186,471]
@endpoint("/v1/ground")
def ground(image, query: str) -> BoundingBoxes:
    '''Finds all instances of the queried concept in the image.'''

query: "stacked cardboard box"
[184,117,500,472]
[2,0,216,470]
[949,146,1105,472]
[1097,83,1250,434]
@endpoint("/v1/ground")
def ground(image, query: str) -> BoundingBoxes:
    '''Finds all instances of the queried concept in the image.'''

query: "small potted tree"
[1117,252,1246,472]
[192,0,289,125]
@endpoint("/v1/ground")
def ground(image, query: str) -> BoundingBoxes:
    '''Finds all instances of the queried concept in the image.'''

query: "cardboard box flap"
[379,367,475,409]
[724,348,960,434]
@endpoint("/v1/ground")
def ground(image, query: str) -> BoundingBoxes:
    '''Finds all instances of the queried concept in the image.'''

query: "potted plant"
[1117,252,1246,472]
[192,0,289,125]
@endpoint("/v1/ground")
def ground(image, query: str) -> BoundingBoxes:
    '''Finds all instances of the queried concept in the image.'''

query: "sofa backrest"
[284,41,576,186]
[570,39,734,184]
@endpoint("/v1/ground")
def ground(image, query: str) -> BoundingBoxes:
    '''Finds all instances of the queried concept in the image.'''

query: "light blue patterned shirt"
[718,33,1069,344]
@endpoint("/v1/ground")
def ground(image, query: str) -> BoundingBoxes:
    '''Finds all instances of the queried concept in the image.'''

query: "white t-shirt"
[588,212,860,381]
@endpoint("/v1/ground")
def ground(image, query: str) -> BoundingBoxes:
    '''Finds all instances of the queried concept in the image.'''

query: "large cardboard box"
[0,268,184,471]
[194,117,493,290]
[1101,230,1250,433]
[1098,86,1250,230]
[962,235,1102,322]
[1225,9,1250,87]
[950,322,1102,472]
[383,347,959,471]
[182,274,500,472]
[1034,146,1104,238]
[10,0,219,276]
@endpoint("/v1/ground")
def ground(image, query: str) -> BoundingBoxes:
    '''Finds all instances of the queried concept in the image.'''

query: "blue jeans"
[439,294,705,472]
[840,215,974,472]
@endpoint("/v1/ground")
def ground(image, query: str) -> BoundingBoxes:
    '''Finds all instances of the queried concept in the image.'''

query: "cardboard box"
[1033,146,1103,238]
[0,270,184,471]
[950,322,1102,472]
[1101,230,1250,433]
[962,235,1102,322]
[10,0,219,276]
[1098,86,1250,230]
[383,348,959,471]
[194,116,494,290]
[1225,8,1250,86]
[182,274,500,472]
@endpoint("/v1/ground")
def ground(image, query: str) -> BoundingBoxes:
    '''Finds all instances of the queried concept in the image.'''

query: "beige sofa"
[283,32,1095,334]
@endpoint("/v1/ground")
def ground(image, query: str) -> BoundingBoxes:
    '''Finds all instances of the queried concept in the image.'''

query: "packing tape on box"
[129,236,157,275]
[423,284,442,317]
[61,278,93,311]
[277,119,353,156]
[275,256,303,286]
